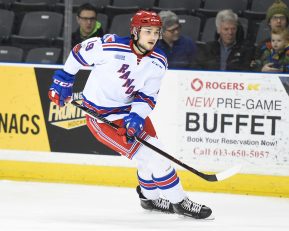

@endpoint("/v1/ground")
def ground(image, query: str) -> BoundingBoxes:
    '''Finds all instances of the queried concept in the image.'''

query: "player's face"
[77,10,97,36]
[218,21,237,47]
[271,34,287,52]
[137,26,161,53]
[269,14,288,30]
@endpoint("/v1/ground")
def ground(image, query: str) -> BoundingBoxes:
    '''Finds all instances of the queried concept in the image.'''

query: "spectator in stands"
[72,3,104,47]
[254,28,289,72]
[157,11,197,69]
[251,0,289,72]
[192,9,254,71]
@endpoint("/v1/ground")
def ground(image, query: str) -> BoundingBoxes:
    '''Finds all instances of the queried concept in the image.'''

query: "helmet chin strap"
[131,33,150,56]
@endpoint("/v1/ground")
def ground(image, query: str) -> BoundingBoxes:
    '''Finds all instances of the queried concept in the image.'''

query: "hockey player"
[48,10,212,219]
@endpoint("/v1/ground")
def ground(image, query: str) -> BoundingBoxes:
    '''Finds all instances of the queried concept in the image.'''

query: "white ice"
[0,180,288,231]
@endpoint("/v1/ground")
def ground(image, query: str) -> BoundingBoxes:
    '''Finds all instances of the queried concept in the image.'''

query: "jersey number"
[85,42,94,51]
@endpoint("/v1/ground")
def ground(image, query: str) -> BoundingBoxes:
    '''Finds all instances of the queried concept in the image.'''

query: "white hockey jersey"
[63,34,168,121]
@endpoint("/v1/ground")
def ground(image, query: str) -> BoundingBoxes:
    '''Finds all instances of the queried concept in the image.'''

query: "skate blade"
[204,214,215,220]
[177,213,215,221]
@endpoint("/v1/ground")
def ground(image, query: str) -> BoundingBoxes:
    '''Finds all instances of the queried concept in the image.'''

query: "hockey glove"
[48,70,75,107]
[117,113,145,144]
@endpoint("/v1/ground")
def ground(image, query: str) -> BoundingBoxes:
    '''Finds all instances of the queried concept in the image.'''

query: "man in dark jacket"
[193,9,254,71]
[72,3,104,47]
[157,11,197,69]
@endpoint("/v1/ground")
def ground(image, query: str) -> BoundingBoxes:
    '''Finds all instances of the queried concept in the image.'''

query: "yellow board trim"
[0,160,288,198]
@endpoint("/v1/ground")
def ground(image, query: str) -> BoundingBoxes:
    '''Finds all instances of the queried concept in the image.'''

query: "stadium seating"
[25,47,61,64]
[153,0,202,15]
[55,0,111,13]
[0,9,14,42]
[108,13,133,37]
[178,15,201,42]
[254,19,271,45]
[3,0,289,64]
[0,46,23,62]
[244,0,273,20]
[244,0,289,19]
[11,11,63,47]
[112,0,155,9]
[11,0,58,12]
[72,0,111,8]
[0,0,15,9]
[104,5,138,21]
[197,0,248,18]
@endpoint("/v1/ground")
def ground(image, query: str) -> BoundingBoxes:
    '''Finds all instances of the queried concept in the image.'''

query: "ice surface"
[0,181,288,231]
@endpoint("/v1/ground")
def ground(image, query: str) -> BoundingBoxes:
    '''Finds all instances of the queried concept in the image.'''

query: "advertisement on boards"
[0,65,118,156]
[172,71,289,175]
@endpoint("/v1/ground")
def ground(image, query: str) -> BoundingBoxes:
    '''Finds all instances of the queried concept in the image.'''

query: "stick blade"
[215,164,242,181]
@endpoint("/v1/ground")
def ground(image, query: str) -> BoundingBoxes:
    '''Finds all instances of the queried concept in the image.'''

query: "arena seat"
[0,9,14,42]
[55,0,111,13]
[108,13,133,37]
[153,0,202,15]
[0,46,23,62]
[11,11,63,46]
[178,15,201,41]
[25,47,61,64]
[243,0,273,20]
[254,19,271,45]
[112,0,155,9]
[11,0,58,12]
[197,0,248,18]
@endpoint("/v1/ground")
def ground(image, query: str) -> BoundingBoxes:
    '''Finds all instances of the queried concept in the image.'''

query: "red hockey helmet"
[130,10,162,37]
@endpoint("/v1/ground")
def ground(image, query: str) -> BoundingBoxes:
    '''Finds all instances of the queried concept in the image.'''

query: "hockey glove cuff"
[48,70,75,107]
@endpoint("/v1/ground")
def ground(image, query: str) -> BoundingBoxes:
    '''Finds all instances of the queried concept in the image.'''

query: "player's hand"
[48,70,75,107]
[117,113,145,144]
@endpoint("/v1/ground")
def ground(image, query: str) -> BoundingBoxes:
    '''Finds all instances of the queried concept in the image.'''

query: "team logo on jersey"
[114,54,125,60]
[103,34,116,43]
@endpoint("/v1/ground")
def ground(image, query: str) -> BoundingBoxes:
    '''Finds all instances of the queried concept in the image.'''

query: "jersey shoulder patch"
[102,34,120,43]
[102,34,130,45]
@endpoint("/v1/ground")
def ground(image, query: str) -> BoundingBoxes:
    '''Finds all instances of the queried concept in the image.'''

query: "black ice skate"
[172,197,213,219]
[136,185,174,214]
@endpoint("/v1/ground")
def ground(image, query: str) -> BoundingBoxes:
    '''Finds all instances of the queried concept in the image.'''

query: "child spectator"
[251,0,289,72]
[256,28,289,72]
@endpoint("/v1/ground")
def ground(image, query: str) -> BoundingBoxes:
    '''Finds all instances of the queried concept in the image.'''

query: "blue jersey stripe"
[72,51,89,66]
[83,96,131,117]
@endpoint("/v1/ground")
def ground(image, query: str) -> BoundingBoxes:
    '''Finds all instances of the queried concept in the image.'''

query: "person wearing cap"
[157,11,197,69]
[192,9,254,71]
[251,0,289,72]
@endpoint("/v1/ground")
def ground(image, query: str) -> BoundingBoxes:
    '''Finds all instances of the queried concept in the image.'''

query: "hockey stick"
[71,100,241,182]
